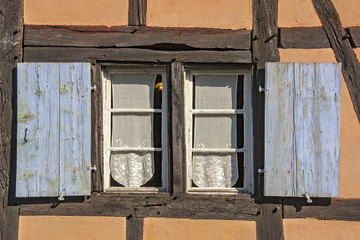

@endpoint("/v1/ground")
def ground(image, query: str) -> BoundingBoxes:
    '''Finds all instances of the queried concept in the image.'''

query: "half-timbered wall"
[0,0,359,240]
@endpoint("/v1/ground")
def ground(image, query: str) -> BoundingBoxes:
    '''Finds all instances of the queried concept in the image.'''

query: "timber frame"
[1,0,360,240]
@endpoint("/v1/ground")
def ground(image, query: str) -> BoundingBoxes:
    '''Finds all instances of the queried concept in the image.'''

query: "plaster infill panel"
[284,219,360,240]
[332,0,360,27]
[18,216,126,240]
[143,218,256,240]
[24,0,128,26]
[279,49,360,198]
[147,0,252,30]
[278,0,322,27]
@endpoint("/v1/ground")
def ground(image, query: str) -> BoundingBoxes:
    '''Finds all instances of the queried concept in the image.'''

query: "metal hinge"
[91,85,97,92]
[87,165,97,172]
[258,169,267,174]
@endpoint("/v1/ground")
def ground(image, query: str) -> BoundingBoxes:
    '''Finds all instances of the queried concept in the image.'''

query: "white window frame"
[102,66,168,193]
[184,69,253,194]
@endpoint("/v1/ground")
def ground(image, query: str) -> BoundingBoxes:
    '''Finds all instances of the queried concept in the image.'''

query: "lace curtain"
[192,75,239,188]
[110,73,156,187]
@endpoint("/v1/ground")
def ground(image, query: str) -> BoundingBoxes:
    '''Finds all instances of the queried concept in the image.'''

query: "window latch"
[303,193,313,204]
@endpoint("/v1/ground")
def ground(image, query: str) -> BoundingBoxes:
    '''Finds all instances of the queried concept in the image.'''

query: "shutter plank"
[264,62,341,197]
[264,63,295,196]
[59,63,91,196]
[16,63,60,197]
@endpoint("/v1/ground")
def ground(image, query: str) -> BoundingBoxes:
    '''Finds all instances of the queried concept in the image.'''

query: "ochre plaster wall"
[147,0,252,30]
[18,216,126,240]
[143,218,256,240]
[331,0,360,27]
[279,48,360,198]
[24,0,128,26]
[278,0,322,27]
[284,218,360,239]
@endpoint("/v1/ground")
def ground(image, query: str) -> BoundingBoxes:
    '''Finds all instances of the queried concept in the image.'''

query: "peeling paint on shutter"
[16,63,91,197]
[264,62,341,198]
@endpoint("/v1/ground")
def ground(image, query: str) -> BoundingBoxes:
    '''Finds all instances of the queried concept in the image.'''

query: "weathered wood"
[0,0,23,239]
[24,25,251,50]
[279,27,330,48]
[18,194,259,220]
[264,63,341,197]
[312,0,360,122]
[283,198,360,221]
[348,27,360,48]
[252,1,284,239]
[170,62,185,194]
[129,0,147,26]
[126,217,143,240]
[24,47,252,63]
[16,63,92,197]
[91,64,104,192]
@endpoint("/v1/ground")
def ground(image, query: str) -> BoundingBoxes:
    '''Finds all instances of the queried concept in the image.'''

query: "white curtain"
[192,75,239,188]
[110,73,156,187]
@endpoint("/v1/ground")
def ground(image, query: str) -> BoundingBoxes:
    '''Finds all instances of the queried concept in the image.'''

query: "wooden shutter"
[16,63,91,197]
[264,63,341,197]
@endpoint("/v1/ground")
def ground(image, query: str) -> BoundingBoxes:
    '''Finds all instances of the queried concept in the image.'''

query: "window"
[185,69,253,194]
[102,67,168,192]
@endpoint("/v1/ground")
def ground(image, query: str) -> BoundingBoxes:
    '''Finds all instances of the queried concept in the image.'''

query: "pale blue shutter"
[264,63,341,197]
[16,63,91,197]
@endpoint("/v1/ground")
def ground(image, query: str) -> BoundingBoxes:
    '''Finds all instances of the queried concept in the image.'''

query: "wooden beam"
[252,0,284,239]
[348,27,360,48]
[129,0,147,26]
[18,195,259,220]
[0,0,23,239]
[283,198,360,221]
[24,25,252,50]
[24,47,252,63]
[312,0,360,122]
[170,62,185,194]
[126,217,143,240]
[279,27,330,48]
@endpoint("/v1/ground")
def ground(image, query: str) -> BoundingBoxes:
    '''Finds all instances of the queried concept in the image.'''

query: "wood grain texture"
[279,27,330,48]
[348,27,360,48]
[283,198,360,221]
[24,47,252,63]
[0,0,23,239]
[24,25,251,50]
[19,194,259,220]
[126,217,143,240]
[170,62,185,194]
[16,63,92,197]
[128,0,147,26]
[312,0,360,122]
[256,203,284,240]
[264,63,341,197]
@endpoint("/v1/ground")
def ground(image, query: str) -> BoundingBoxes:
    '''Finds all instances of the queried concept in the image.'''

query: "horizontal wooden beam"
[19,195,259,220]
[24,25,251,50]
[283,198,360,221]
[279,27,330,49]
[348,27,360,48]
[24,47,252,63]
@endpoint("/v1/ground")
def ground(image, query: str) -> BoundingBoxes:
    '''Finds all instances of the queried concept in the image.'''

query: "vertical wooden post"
[128,0,147,26]
[0,0,23,239]
[126,217,144,240]
[170,62,185,194]
[252,0,284,239]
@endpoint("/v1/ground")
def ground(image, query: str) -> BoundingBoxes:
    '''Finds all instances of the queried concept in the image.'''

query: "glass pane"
[112,113,153,148]
[142,152,162,187]
[193,115,236,149]
[233,152,244,188]
[192,153,238,188]
[110,152,154,187]
[153,113,162,148]
[237,75,244,109]
[154,74,162,109]
[111,73,156,109]
[194,75,238,109]
[237,114,244,148]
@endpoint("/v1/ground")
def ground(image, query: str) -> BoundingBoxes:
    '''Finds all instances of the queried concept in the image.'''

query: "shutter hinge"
[91,85,97,93]
[258,169,267,174]
[87,165,97,172]
[258,86,269,94]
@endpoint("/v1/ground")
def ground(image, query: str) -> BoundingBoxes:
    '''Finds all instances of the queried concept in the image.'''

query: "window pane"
[237,114,244,148]
[110,152,154,187]
[112,114,153,148]
[233,152,244,188]
[193,115,236,149]
[194,75,238,109]
[153,113,162,148]
[142,152,162,187]
[192,153,238,188]
[112,73,156,109]
[154,74,162,109]
[237,75,244,109]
